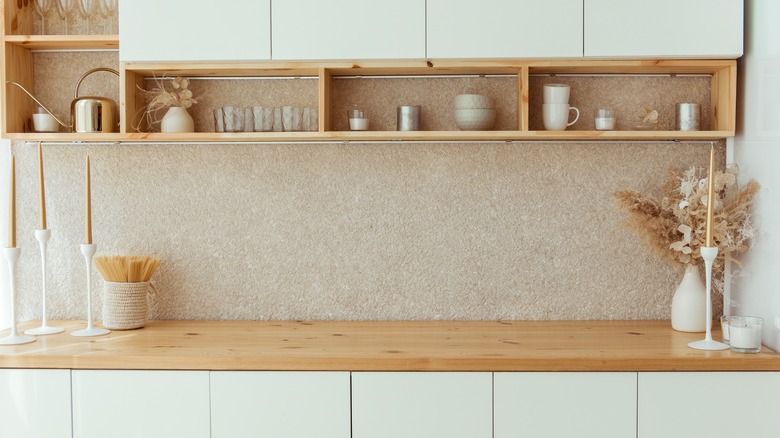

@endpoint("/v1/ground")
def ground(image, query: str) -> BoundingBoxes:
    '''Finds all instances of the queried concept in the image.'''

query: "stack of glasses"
[214,106,318,132]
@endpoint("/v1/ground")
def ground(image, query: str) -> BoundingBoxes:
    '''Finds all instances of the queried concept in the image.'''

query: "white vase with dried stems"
[615,161,759,330]
[135,76,197,133]
[670,264,706,332]
[95,255,161,330]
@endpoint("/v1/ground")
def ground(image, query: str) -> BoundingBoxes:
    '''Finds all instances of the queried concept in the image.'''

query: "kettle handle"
[74,67,119,99]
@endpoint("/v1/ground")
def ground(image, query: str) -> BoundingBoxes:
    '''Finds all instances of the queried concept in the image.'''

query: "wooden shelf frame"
[1,34,737,141]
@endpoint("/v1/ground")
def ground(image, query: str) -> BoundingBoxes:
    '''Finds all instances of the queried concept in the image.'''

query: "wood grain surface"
[1,320,778,371]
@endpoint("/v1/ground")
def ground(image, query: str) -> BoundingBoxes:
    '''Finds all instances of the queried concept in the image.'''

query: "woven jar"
[102,281,154,330]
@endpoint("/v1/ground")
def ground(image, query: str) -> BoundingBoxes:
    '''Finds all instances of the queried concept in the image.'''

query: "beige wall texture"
[13,51,726,321]
[10,140,725,321]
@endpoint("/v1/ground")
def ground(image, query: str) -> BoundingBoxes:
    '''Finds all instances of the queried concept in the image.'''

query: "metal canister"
[397,105,421,131]
[675,103,701,131]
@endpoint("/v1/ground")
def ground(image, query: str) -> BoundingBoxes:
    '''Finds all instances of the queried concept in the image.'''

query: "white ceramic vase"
[671,264,706,332]
[161,106,194,133]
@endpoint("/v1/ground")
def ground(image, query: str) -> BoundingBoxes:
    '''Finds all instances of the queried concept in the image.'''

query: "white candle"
[349,118,369,131]
[729,325,761,349]
[595,117,615,130]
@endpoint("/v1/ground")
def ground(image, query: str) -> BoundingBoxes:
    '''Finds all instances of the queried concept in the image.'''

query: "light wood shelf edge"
[3,130,735,143]
[3,35,119,50]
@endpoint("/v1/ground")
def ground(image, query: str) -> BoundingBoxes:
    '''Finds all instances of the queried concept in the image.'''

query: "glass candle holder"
[595,108,615,131]
[728,316,763,353]
[348,108,369,131]
[720,315,732,345]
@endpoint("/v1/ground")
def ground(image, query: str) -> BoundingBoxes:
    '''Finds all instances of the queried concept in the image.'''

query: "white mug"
[543,103,580,130]
[543,83,571,104]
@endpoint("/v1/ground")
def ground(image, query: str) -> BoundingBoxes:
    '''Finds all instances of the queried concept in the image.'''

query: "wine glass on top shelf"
[55,0,74,35]
[33,0,52,35]
[98,0,117,34]
[76,0,95,35]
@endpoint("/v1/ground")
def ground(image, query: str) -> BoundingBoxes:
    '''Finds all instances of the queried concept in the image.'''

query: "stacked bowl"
[453,94,496,130]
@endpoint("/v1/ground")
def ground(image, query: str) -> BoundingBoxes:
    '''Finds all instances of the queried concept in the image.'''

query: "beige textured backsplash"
[15,53,726,321]
[10,140,725,321]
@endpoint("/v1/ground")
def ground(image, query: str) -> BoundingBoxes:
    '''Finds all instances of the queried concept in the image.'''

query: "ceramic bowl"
[453,94,494,110]
[454,108,496,130]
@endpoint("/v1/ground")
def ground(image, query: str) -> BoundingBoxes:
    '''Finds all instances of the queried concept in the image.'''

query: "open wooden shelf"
[1,0,737,144]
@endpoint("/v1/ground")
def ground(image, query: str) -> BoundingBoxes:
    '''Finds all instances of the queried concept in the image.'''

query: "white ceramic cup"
[32,113,59,132]
[543,103,580,130]
[543,83,571,104]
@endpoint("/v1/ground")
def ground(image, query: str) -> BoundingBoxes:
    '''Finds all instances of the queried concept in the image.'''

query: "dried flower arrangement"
[134,76,198,131]
[614,164,759,292]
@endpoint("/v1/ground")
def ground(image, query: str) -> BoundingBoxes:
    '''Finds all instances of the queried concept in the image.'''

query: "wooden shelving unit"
[2,1,737,143]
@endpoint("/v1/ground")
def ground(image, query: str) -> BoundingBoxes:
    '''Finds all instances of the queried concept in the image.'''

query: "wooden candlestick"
[85,155,92,245]
[705,146,716,247]
[7,154,15,248]
[38,142,47,230]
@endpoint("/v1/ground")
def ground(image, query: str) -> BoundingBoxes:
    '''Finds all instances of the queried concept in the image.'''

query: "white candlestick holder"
[688,246,729,350]
[72,243,109,337]
[0,247,36,345]
[25,229,64,335]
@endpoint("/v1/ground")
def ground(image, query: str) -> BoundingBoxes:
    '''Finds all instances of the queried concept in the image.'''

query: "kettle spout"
[5,81,73,128]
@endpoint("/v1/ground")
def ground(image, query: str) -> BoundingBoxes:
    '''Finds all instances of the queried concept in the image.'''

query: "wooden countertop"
[1,320,778,371]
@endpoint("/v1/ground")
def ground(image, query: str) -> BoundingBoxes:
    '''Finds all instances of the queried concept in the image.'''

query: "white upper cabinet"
[119,0,271,61]
[639,372,780,438]
[271,0,425,60]
[584,0,743,58]
[0,369,72,438]
[210,371,351,438]
[427,0,584,59]
[352,372,493,438]
[495,372,638,438]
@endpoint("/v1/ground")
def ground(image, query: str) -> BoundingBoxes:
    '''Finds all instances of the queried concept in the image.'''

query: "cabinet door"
[495,372,637,438]
[271,0,425,60]
[427,0,583,59]
[72,370,210,438]
[211,371,350,438]
[119,0,271,61]
[584,0,743,58]
[639,372,780,438]
[0,369,72,438]
[352,372,492,438]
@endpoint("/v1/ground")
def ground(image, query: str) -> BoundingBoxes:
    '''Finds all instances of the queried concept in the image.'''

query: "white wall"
[732,0,780,351]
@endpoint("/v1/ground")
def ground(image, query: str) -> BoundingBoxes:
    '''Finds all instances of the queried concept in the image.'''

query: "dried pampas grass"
[615,164,759,293]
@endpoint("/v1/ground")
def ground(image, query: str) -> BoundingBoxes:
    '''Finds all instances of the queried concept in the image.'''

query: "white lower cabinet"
[495,372,637,438]
[638,372,780,438]
[210,371,351,438]
[351,372,493,438]
[72,370,210,438]
[0,369,72,438]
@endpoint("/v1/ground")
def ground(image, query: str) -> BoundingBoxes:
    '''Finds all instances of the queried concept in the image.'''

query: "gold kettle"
[6,67,120,133]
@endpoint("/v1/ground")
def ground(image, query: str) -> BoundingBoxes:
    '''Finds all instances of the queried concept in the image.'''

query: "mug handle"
[567,107,580,126]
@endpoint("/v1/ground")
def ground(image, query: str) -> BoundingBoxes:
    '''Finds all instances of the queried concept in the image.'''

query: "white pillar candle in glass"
[728,316,763,353]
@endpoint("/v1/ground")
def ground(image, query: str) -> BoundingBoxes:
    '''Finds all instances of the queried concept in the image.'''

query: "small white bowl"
[454,108,496,130]
[454,94,494,110]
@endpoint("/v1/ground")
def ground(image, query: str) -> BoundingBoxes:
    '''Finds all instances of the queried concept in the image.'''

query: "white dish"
[454,108,496,130]
[454,94,494,110]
